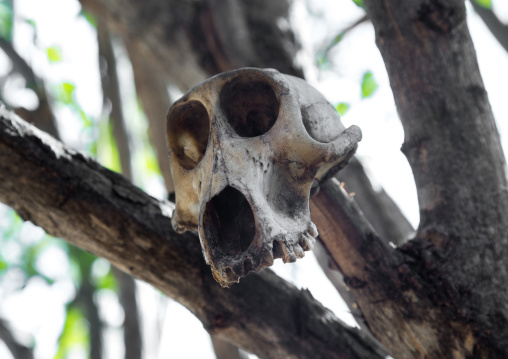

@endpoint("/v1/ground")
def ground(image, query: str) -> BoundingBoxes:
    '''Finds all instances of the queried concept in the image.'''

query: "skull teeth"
[294,244,305,259]
[299,232,315,251]
[307,222,319,238]
[281,241,297,264]
[261,250,274,267]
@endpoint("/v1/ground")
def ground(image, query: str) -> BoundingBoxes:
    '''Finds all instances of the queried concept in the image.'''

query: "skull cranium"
[166,68,361,286]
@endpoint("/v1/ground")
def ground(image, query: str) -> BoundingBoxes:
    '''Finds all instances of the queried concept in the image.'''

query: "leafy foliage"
[46,46,63,63]
[361,71,378,98]
[473,0,492,9]
[335,102,351,116]
[0,1,12,41]
[352,0,365,9]
[54,307,90,359]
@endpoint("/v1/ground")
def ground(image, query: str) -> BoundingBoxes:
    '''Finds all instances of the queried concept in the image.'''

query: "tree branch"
[0,38,59,139]
[126,42,175,193]
[97,21,143,359]
[210,335,248,359]
[337,158,413,246]
[0,319,33,359]
[0,105,388,359]
[113,268,142,359]
[97,20,133,178]
[470,0,508,53]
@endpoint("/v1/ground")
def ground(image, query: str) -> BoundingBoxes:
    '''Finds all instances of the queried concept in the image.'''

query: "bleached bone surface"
[166,68,361,286]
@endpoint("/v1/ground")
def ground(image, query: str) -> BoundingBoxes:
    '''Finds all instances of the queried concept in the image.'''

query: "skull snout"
[166,68,361,287]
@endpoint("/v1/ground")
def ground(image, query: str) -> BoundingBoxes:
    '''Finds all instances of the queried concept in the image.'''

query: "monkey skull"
[166,68,361,287]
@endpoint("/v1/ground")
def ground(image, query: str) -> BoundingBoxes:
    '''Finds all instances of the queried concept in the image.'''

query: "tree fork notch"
[0,105,387,359]
[311,179,497,358]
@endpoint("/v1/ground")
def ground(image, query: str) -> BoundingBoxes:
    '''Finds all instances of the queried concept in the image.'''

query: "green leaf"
[316,52,329,69]
[80,10,97,28]
[473,0,492,9]
[335,102,351,116]
[0,2,13,41]
[361,71,378,98]
[96,269,118,291]
[3,210,23,241]
[352,0,365,8]
[55,306,89,359]
[143,146,162,176]
[326,32,345,52]
[46,46,62,63]
[53,82,75,105]
[78,109,93,128]
[0,260,7,271]
[25,19,36,29]
[97,119,122,174]
[62,82,75,102]
[22,235,56,283]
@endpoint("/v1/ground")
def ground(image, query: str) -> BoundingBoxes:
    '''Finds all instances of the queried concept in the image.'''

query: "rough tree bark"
[0,106,388,359]
[340,0,508,356]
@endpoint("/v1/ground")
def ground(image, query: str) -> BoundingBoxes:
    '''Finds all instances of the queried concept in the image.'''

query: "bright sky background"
[0,0,507,358]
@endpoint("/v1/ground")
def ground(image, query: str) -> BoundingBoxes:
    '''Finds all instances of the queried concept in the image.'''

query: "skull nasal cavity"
[203,186,256,256]
[220,77,279,137]
[167,101,210,170]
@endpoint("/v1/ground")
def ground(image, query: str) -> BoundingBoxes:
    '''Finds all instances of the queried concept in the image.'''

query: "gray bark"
[354,0,508,356]
[210,335,249,359]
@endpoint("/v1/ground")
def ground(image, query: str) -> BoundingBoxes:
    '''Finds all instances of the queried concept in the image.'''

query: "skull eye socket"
[167,100,210,170]
[203,186,256,256]
[220,75,279,138]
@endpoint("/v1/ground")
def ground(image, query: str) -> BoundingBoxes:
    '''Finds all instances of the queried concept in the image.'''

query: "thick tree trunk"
[350,0,508,356]
[0,106,388,359]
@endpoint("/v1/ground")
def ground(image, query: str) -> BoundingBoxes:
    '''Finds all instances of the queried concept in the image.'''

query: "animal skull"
[166,68,361,286]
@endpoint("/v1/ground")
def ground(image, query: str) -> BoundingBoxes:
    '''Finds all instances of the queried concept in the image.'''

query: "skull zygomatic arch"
[166,68,361,287]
